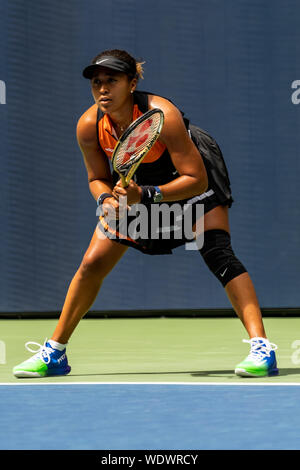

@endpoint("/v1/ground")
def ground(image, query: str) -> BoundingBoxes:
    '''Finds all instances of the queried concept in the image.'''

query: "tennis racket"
[112,108,164,187]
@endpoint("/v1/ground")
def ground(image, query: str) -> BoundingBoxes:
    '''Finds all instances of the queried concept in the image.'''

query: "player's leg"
[13,226,128,378]
[196,205,278,377]
[51,226,128,344]
[202,205,266,338]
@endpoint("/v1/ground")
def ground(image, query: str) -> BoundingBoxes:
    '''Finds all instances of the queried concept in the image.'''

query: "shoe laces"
[25,340,55,365]
[243,338,278,362]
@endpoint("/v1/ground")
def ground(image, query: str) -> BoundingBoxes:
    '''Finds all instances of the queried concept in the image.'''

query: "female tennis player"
[13,49,278,378]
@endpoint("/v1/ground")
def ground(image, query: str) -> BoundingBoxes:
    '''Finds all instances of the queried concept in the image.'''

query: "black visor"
[82,56,132,79]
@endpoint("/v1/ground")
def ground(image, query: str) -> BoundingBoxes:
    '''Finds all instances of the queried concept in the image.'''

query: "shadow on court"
[67,368,300,378]
[192,368,300,377]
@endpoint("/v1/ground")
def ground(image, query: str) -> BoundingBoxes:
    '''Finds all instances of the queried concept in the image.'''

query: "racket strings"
[114,112,162,170]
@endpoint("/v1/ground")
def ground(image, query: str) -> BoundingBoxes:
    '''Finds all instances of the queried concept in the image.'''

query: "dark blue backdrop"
[1,0,300,312]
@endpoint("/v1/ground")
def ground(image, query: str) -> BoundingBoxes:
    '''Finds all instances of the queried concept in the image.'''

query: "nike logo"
[220,268,228,277]
[96,58,109,65]
[105,148,114,152]
[57,353,66,364]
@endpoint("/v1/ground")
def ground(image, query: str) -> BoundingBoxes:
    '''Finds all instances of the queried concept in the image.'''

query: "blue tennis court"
[1,383,300,450]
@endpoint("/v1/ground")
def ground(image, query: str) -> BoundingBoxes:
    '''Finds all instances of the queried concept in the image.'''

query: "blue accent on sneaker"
[43,342,71,376]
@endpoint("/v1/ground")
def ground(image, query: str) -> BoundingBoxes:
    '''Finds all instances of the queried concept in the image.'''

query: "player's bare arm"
[149,95,208,201]
[76,104,120,215]
[77,104,113,198]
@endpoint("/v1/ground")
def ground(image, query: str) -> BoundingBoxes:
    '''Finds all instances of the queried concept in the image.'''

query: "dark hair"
[92,49,144,80]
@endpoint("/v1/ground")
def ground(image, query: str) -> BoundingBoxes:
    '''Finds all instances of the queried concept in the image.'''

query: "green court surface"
[1,317,300,383]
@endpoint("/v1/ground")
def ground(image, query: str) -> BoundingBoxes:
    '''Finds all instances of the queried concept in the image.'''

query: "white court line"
[0,381,300,386]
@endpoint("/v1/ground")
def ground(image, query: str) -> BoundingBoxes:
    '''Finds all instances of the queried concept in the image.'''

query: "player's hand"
[101,196,125,220]
[112,180,142,206]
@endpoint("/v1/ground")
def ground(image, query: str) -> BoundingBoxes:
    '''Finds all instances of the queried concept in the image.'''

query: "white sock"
[48,339,67,351]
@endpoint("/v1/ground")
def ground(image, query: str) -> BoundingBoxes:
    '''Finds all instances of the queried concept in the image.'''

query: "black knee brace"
[199,229,247,287]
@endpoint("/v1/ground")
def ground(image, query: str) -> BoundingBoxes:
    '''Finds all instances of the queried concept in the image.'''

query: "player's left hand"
[112,180,142,206]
